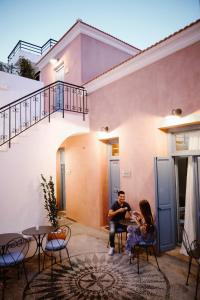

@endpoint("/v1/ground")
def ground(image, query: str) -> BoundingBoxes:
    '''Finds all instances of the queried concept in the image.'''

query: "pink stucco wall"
[87,41,200,215]
[40,33,133,87]
[56,41,200,228]
[81,34,132,83]
[62,133,108,228]
[40,35,82,86]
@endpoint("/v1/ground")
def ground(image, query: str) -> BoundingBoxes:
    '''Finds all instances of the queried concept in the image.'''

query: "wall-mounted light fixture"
[49,58,59,65]
[101,126,109,132]
[171,108,182,116]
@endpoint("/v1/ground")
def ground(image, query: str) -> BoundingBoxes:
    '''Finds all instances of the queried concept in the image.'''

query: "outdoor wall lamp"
[49,58,59,65]
[171,108,182,116]
[101,126,109,132]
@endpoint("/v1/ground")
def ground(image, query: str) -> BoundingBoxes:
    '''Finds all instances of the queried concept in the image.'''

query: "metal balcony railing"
[8,39,57,63]
[0,81,88,148]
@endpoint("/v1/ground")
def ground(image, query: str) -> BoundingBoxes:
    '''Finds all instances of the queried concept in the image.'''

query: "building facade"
[0,19,200,252]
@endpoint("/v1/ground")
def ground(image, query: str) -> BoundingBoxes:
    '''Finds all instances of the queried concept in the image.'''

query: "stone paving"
[0,220,198,299]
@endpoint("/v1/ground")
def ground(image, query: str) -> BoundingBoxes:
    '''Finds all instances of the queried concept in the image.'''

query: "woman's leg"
[126,226,141,252]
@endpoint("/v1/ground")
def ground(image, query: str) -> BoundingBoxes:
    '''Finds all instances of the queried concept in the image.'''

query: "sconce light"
[101,126,109,132]
[49,58,59,65]
[171,108,182,116]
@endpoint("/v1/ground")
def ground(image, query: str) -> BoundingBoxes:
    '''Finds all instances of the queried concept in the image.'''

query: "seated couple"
[108,190,154,256]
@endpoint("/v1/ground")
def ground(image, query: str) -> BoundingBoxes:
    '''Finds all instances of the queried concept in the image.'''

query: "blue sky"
[0,0,199,62]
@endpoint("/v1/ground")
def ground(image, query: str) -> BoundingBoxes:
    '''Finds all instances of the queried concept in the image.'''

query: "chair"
[129,225,160,274]
[182,228,200,300]
[0,237,29,299]
[43,225,72,273]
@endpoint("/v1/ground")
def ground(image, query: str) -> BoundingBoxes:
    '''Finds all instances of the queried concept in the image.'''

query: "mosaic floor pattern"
[24,252,170,300]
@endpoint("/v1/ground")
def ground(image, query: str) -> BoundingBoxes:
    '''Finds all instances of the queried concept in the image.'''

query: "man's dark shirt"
[110,201,131,222]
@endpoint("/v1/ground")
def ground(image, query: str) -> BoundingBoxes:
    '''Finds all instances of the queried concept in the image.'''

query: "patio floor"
[1,219,198,299]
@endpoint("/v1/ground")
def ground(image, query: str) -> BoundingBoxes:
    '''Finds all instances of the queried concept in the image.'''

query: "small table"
[119,219,137,227]
[22,226,54,272]
[0,233,22,254]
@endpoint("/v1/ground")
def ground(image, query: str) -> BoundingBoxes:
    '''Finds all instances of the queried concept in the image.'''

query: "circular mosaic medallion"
[24,252,170,299]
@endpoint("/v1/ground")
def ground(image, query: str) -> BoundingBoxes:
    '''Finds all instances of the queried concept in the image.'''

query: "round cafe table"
[0,233,22,256]
[0,232,22,254]
[119,219,137,227]
[22,226,54,273]
[0,233,21,249]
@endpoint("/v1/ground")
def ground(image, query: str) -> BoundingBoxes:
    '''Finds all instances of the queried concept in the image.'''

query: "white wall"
[9,50,41,65]
[0,71,43,107]
[0,112,89,233]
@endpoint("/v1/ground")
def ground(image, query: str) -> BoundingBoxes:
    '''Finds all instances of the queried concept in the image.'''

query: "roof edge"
[85,19,200,93]
[37,20,140,68]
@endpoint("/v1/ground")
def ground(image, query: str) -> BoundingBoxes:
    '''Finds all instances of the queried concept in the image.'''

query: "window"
[175,133,189,151]
[171,129,200,154]
[112,143,119,156]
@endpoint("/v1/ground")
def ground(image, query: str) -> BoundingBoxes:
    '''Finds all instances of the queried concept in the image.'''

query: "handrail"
[8,39,57,63]
[42,39,57,52]
[0,81,88,148]
[0,81,86,111]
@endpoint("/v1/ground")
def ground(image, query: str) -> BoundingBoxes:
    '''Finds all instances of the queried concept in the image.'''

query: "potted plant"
[17,57,36,79]
[41,174,58,227]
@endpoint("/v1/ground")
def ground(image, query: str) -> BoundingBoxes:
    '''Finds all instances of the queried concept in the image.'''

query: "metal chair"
[43,225,72,274]
[182,228,200,300]
[0,236,29,299]
[129,225,160,274]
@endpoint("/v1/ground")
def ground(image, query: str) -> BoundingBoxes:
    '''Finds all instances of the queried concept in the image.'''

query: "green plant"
[17,57,36,79]
[41,174,58,227]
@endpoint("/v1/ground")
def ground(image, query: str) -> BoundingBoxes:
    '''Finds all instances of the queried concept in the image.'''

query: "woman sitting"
[126,199,155,255]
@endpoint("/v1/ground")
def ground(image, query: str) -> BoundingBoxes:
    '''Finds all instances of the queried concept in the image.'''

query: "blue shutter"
[154,157,176,252]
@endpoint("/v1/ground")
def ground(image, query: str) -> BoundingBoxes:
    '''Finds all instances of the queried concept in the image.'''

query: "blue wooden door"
[155,157,176,252]
[110,159,120,206]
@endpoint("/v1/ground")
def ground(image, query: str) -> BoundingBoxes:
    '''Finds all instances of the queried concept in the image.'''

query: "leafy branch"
[41,174,58,227]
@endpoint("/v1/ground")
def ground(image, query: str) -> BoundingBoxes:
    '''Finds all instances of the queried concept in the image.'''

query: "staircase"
[0,81,88,148]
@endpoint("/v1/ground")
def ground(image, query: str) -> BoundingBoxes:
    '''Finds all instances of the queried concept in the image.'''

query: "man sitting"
[108,190,131,255]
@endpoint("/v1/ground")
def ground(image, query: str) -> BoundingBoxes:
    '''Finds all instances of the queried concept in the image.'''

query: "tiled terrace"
[1,219,198,300]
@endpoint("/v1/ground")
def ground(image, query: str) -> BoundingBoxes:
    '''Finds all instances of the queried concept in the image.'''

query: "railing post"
[9,106,11,148]
[62,83,65,118]
[48,88,50,122]
[82,90,85,121]
[82,90,86,121]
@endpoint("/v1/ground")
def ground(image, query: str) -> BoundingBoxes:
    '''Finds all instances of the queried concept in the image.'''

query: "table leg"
[38,235,41,273]
[33,235,41,273]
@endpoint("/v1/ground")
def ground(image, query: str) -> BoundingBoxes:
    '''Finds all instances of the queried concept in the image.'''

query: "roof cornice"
[37,21,139,70]
[85,19,200,94]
